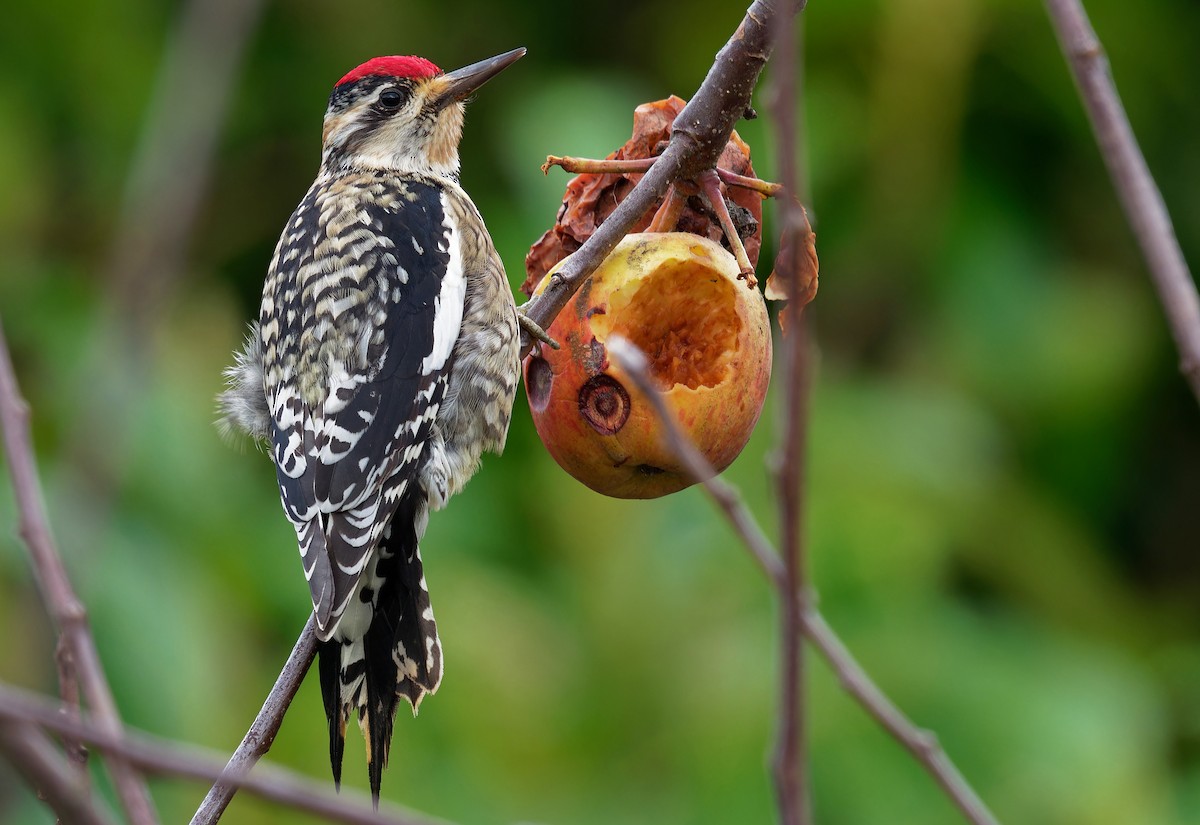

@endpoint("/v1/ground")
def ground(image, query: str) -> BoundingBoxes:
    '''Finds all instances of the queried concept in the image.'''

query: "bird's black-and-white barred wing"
[260,173,465,639]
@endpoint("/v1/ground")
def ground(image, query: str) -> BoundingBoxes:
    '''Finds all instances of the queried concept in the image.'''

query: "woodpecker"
[218,48,528,800]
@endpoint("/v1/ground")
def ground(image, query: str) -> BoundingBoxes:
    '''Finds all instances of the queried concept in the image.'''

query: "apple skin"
[523,232,772,499]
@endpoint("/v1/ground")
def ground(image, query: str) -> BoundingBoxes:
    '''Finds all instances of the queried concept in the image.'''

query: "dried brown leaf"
[765,199,819,333]
[523,96,766,296]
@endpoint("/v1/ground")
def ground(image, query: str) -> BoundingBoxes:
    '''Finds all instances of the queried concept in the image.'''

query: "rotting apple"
[524,232,772,499]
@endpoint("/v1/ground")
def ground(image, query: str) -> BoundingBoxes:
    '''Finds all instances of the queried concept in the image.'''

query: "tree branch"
[0,684,450,825]
[191,615,319,824]
[799,611,1000,825]
[767,5,812,822]
[1043,0,1200,406]
[0,719,117,825]
[518,0,801,356]
[609,338,784,585]
[609,339,1002,825]
[0,316,160,825]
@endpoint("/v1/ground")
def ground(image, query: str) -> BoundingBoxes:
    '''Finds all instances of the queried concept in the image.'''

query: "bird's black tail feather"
[316,489,444,805]
[317,637,346,787]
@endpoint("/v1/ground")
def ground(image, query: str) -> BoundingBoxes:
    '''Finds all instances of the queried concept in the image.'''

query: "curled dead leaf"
[765,198,819,334]
[523,96,766,297]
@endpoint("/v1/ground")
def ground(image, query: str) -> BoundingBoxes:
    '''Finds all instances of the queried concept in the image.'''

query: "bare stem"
[0,683,448,825]
[608,337,785,585]
[541,155,656,176]
[768,6,811,822]
[519,0,798,356]
[718,167,785,196]
[800,612,1001,825]
[191,615,319,824]
[697,169,757,283]
[55,635,90,774]
[608,338,1002,825]
[0,720,117,825]
[1043,0,1200,405]
[0,317,159,825]
[646,185,691,233]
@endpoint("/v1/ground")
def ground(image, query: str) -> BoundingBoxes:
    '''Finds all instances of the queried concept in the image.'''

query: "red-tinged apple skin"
[524,232,772,499]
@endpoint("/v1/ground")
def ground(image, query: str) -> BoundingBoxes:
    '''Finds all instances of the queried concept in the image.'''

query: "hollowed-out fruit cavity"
[591,258,742,390]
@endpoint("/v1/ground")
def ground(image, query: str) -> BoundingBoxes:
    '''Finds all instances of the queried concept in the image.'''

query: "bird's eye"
[378,89,405,109]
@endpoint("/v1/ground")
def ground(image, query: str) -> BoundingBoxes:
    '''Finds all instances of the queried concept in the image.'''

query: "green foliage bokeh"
[1,0,1199,823]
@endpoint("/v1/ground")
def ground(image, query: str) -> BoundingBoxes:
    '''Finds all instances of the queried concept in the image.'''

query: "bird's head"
[320,48,525,177]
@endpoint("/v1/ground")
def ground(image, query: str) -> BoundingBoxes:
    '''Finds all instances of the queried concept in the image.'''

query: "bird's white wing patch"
[420,193,465,375]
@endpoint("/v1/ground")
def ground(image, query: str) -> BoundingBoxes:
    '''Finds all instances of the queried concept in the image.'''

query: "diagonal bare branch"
[0,719,117,825]
[0,683,451,825]
[519,0,804,356]
[609,337,1002,825]
[799,611,1000,825]
[191,615,319,824]
[0,316,160,825]
[609,338,784,584]
[1043,0,1200,406]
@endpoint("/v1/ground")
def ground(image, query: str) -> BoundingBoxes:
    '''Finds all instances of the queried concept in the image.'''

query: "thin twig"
[0,720,117,825]
[609,338,1002,825]
[192,615,319,824]
[540,155,656,176]
[799,612,1001,825]
[55,637,89,774]
[608,337,784,585]
[697,169,757,282]
[0,316,89,749]
[717,167,785,197]
[0,316,160,825]
[519,0,800,356]
[646,185,690,233]
[0,683,451,825]
[768,5,812,823]
[1043,0,1200,405]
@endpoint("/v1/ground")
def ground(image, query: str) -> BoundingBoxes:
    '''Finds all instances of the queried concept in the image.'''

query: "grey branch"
[767,5,812,822]
[191,615,319,824]
[0,316,160,825]
[799,611,1000,825]
[0,683,450,825]
[1043,0,1200,406]
[608,338,1002,825]
[0,719,118,825]
[518,0,801,356]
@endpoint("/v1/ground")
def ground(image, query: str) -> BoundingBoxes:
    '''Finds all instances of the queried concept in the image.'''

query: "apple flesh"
[524,232,772,499]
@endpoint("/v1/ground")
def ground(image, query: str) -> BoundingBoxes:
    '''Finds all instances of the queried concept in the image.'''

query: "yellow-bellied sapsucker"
[218,49,526,799]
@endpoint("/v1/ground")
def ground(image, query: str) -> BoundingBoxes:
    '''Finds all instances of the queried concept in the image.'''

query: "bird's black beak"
[434,47,525,109]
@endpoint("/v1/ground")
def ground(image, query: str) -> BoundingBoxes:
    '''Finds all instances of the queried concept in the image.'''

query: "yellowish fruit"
[524,232,772,498]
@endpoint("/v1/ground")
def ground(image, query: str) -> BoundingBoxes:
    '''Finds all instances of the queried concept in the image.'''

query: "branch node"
[914,729,940,756]
[61,597,89,627]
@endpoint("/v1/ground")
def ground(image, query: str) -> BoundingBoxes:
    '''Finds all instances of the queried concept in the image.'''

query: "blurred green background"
[2,0,1199,823]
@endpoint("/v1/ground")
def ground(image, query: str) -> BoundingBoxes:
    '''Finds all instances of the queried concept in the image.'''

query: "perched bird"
[218,48,529,800]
